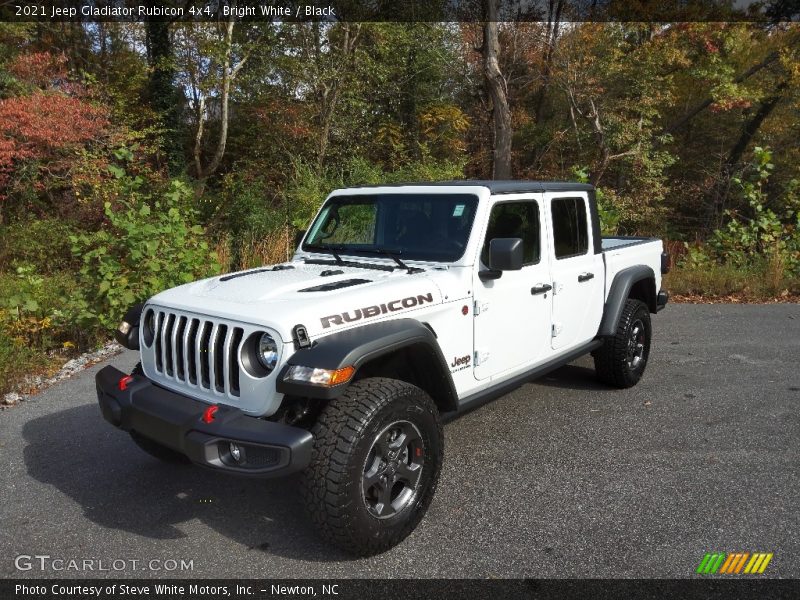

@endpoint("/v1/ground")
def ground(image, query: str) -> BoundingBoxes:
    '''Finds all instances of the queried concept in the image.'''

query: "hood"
[148,261,465,341]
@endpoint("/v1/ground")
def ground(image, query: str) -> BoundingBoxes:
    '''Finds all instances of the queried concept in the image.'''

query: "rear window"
[551,197,588,259]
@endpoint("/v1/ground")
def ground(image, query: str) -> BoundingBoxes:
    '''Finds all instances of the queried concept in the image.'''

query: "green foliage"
[572,166,620,235]
[70,172,221,330]
[211,173,288,268]
[0,267,80,396]
[214,174,285,236]
[0,266,85,350]
[285,156,466,231]
[0,329,49,396]
[2,20,799,396]
[707,148,800,276]
[0,217,81,272]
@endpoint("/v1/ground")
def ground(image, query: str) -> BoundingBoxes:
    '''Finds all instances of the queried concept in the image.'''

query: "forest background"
[1,6,798,395]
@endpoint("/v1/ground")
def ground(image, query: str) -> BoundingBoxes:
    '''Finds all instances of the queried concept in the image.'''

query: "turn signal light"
[284,365,355,387]
[329,366,355,385]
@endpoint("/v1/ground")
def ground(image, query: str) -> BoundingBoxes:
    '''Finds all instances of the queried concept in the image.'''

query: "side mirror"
[294,229,307,248]
[489,237,523,270]
[479,237,523,281]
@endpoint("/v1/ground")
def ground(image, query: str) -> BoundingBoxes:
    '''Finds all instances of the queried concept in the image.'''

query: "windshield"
[303,193,479,262]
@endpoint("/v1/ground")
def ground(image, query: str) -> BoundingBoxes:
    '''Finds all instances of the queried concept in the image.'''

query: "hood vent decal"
[219,264,295,282]
[299,279,371,292]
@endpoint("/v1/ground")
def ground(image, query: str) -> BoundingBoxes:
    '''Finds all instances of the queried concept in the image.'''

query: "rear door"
[472,197,553,380]
[545,194,604,351]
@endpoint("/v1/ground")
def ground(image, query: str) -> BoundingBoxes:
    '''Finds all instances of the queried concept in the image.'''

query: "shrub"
[0,267,87,353]
[211,173,288,269]
[70,173,221,330]
[0,329,49,396]
[708,147,800,276]
[0,217,81,272]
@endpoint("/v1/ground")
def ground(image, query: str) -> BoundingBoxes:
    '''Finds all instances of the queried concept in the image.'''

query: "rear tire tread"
[594,298,651,388]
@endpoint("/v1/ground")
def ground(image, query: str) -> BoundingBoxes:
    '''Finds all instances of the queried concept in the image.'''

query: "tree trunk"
[709,81,787,228]
[316,23,361,172]
[194,18,260,189]
[532,0,563,124]
[146,19,183,175]
[483,1,513,180]
[663,51,779,136]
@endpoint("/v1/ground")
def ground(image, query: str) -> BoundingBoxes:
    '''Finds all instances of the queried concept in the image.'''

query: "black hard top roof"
[341,180,594,194]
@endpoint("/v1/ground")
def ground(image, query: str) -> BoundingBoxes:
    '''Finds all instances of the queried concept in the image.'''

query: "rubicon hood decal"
[321,293,434,328]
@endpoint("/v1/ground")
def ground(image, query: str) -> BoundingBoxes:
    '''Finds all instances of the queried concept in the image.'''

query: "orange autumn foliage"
[0,92,109,197]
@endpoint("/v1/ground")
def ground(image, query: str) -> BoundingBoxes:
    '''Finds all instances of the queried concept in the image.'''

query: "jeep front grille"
[148,309,246,398]
[139,305,283,415]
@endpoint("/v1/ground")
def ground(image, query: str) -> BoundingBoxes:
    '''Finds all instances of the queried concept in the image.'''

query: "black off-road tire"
[594,299,652,388]
[128,362,190,464]
[300,377,443,556]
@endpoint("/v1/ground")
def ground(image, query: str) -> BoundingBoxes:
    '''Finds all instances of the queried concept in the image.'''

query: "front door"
[473,198,553,380]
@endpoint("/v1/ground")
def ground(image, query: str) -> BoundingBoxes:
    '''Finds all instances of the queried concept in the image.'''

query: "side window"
[551,197,588,259]
[481,201,540,266]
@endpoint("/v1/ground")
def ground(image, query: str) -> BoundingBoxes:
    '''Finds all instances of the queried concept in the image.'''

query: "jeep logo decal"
[450,354,472,371]
[321,293,434,329]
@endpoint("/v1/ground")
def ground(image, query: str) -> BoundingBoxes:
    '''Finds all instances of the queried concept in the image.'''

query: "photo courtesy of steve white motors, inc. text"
[15,583,341,597]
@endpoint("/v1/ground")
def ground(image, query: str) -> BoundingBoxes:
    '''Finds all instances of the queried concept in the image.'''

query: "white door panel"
[546,194,605,350]
[473,197,552,380]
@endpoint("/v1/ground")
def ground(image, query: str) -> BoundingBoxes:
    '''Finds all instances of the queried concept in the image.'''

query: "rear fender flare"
[597,266,656,337]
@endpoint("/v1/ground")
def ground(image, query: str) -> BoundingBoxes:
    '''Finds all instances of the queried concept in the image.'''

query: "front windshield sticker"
[452,204,465,217]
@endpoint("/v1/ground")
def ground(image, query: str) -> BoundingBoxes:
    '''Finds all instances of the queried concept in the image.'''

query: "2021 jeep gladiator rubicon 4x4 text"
[96,181,668,555]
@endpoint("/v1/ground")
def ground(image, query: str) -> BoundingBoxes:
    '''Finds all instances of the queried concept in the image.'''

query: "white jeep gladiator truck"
[96,181,669,555]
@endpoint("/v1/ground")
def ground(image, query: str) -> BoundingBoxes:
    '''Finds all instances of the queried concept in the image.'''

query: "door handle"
[578,272,595,282]
[531,284,553,295]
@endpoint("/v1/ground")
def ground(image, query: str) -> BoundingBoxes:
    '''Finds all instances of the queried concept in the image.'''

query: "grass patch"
[0,332,60,397]
[666,263,800,301]
[0,270,102,398]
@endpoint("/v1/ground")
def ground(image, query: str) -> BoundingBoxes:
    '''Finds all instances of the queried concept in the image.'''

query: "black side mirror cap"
[488,237,524,271]
[294,229,307,248]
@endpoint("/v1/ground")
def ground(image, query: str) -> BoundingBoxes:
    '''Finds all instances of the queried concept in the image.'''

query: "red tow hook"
[117,375,134,391]
[202,405,219,424]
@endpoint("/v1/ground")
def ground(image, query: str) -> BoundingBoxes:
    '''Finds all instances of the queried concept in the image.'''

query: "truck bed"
[600,236,665,304]
[601,236,660,251]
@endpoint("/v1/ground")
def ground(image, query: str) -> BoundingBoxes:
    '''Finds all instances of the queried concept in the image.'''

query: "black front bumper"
[96,366,313,478]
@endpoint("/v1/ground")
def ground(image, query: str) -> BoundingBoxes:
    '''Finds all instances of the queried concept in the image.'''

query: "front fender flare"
[276,318,457,406]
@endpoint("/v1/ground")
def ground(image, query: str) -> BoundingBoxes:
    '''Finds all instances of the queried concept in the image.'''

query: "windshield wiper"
[359,248,424,274]
[304,243,344,265]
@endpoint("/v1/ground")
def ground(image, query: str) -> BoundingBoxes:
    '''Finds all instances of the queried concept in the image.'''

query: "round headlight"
[257,333,279,372]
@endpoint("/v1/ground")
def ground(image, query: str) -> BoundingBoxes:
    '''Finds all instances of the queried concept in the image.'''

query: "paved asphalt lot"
[1,304,798,579]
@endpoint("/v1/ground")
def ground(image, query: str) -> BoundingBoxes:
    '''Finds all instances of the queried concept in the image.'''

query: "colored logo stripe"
[696,553,725,574]
[696,552,773,574]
